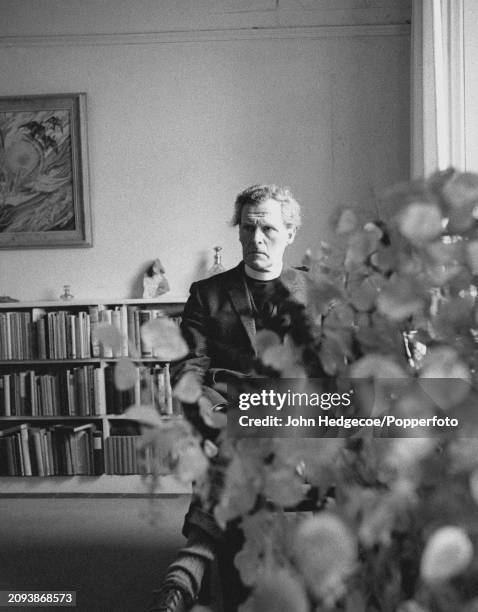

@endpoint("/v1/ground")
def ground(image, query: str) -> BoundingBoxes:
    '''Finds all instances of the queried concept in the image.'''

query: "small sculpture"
[206,246,225,277]
[143,258,170,298]
[59,285,74,301]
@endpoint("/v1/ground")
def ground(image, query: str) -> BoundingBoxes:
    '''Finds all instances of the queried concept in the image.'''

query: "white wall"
[0,0,411,302]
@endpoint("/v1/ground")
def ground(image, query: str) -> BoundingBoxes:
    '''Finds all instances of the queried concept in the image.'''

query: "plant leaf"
[334,208,358,235]
[466,240,478,274]
[239,568,309,612]
[376,277,425,321]
[253,330,281,358]
[171,438,209,484]
[173,371,202,403]
[93,323,122,353]
[350,354,408,379]
[293,513,356,602]
[418,347,471,410]
[114,357,138,391]
[141,317,188,360]
[442,171,478,208]
[198,395,227,429]
[398,202,443,245]
[263,466,305,508]
[122,404,163,427]
[420,526,473,583]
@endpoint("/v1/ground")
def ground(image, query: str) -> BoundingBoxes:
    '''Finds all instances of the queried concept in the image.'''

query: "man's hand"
[198,393,228,430]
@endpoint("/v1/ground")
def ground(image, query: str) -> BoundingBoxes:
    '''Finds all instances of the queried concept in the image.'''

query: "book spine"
[99,309,113,358]
[134,367,141,406]
[0,314,6,360]
[58,311,67,360]
[127,306,137,357]
[88,305,100,358]
[134,310,141,356]
[120,304,129,357]
[111,309,122,358]
[44,429,54,476]
[164,363,173,416]
[84,313,91,358]
[19,372,27,416]
[93,430,104,475]
[5,313,13,359]
[93,366,107,416]
[139,310,153,357]
[3,374,11,417]
[32,429,45,477]
[77,312,85,358]
[18,424,32,476]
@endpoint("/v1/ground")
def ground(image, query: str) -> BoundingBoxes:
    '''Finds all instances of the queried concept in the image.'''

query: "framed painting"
[0,93,92,248]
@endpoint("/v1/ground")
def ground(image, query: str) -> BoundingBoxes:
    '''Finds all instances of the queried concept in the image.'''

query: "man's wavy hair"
[231,184,302,229]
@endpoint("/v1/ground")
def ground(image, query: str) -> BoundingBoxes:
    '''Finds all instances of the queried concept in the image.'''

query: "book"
[163,363,173,415]
[111,309,122,358]
[138,310,153,357]
[53,423,95,475]
[120,304,129,357]
[99,309,113,358]
[93,366,107,416]
[1,375,11,417]
[32,308,47,360]
[0,424,32,476]
[127,306,138,356]
[66,314,77,359]
[30,428,45,476]
[88,305,101,358]
[93,430,104,475]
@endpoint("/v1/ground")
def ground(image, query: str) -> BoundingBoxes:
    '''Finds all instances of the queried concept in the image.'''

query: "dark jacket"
[173,261,313,389]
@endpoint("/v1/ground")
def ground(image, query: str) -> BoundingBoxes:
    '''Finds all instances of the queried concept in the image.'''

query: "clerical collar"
[244,263,283,281]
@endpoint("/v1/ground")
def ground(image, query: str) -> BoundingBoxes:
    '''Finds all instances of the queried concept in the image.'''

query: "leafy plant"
[107,169,478,611]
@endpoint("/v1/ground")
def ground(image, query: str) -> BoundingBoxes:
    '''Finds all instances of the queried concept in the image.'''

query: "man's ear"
[286,226,297,244]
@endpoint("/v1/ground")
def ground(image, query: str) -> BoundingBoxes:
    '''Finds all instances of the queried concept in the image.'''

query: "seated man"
[149,184,319,612]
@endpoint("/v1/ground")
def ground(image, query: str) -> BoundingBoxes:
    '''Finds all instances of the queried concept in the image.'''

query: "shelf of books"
[0,298,191,496]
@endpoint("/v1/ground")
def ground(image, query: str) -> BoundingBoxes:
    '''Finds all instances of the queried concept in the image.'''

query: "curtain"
[411,0,465,176]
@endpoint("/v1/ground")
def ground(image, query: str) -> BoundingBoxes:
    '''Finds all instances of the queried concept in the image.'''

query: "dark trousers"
[183,500,250,611]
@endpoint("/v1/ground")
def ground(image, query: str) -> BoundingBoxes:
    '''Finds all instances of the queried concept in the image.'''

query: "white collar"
[244,262,283,281]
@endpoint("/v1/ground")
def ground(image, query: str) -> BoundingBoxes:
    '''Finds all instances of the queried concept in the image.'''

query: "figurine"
[142,258,170,298]
[206,246,225,277]
[59,285,74,301]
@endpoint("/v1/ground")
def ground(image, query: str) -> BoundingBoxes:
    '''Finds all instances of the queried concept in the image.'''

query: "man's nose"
[251,227,265,244]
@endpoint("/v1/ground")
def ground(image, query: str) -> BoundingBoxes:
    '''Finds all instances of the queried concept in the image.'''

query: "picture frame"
[0,93,92,248]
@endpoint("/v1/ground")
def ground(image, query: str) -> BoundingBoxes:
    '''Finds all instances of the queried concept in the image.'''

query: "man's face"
[239,199,296,272]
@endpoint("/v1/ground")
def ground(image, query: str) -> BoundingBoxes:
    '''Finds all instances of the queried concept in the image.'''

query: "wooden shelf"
[0,358,171,365]
[0,297,187,309]
[0,415,107,421]
[0,474,191,496]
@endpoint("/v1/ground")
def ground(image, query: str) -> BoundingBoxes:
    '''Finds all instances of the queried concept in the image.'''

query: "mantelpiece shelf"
[0,297,187,309]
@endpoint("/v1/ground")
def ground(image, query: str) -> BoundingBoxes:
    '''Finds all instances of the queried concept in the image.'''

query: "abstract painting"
[0,93,92,248]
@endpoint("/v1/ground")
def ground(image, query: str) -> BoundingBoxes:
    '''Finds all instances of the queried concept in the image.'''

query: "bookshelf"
[0,297,190,495]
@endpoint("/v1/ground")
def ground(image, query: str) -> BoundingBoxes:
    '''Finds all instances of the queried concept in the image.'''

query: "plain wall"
[0,0,411,302]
